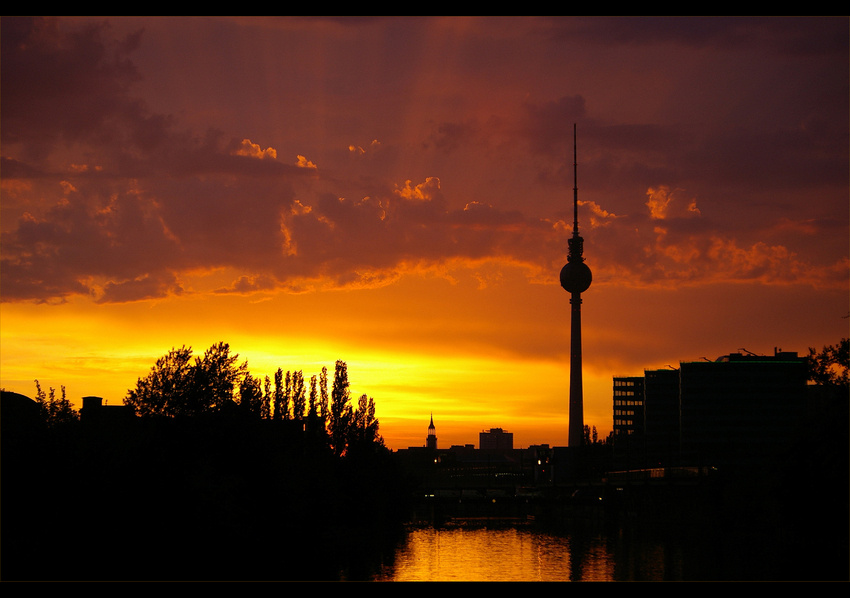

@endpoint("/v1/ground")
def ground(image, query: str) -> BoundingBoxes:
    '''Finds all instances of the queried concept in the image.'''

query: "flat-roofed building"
[479,427,513,451]
[678,351,806,469]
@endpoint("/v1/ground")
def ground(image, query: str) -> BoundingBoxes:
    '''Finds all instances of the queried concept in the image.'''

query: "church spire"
[426,413,437,450]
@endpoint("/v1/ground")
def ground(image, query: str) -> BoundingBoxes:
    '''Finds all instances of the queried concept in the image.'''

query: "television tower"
[559,124,592,448]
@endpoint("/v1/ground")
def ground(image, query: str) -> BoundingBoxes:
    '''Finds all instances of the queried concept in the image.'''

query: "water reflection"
[371,522,732,582]
[370,504,839,582]
[374,526,621,582]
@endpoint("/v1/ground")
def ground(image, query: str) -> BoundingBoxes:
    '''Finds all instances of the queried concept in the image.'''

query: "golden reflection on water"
[376,527,617,582]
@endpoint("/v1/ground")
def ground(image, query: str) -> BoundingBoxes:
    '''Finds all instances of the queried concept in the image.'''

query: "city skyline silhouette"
[1,16,847,453]
[3,336,845,580]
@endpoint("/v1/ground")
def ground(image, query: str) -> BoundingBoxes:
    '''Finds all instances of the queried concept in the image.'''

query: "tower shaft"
[568,293,584,447]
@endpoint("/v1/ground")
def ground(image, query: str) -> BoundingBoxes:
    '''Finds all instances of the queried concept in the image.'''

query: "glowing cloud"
[296,155,317,169]
[394,177,442,202]
[645,185,701,220]
[580,200,620,228]
[233,138,278,160]
[349,139,381,155]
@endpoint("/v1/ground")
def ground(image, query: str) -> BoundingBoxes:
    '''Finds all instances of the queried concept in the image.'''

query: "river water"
[371,526,613,581]
[368,521,798,582]
[370,524,691,582]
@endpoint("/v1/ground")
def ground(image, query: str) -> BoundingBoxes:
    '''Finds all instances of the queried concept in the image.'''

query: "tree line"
[14,336,848,444]
[33,379,78,428]
[3,343,402,581]
[123,341,383,457]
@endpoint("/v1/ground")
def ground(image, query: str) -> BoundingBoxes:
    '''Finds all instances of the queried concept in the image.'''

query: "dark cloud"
[1,17,148,161]
[521,96,587,155]
[563,16,849,56]
[1,17,846,305]
[213,274,277,295]
[97,272,183,304]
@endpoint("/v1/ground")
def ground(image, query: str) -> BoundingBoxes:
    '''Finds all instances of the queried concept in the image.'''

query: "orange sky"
[2,17,848,450]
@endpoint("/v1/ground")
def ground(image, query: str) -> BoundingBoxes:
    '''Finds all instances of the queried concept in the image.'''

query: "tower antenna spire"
[573,123,579,235]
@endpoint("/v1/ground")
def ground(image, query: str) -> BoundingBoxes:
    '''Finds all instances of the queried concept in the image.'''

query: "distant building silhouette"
[80,395,135,425]
[393,419,569,490]
[0,390,42,441]
[479,427,513,451]
[612,349,807,471]
[426,413,437,451]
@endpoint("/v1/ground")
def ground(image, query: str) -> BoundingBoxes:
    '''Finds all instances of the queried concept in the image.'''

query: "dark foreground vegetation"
[2,345,413,581]
[2,339,847,581]
[2,414,411,581]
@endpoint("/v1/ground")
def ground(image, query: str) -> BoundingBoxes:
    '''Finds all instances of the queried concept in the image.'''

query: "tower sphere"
[560,261,592,294]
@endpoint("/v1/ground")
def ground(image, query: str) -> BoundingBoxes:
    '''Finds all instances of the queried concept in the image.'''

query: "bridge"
[407,465,720,528]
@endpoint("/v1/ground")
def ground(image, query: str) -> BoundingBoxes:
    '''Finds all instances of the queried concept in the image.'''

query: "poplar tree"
[330,360,352,456]
[352,393,367,436]
[319,366,329,427]
[292,370,306,420]
[283,371,292,421]
[273,368,284,420]
[307,374,319,430]
[261,375,271,420]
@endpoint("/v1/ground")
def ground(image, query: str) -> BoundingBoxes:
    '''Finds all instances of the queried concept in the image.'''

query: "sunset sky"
[2,16,848,450]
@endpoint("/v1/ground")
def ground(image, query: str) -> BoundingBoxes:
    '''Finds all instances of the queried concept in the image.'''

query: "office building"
[679,350,806,469]
[613,349,807,471]
[479,427,513,451]
[612,376,646,470]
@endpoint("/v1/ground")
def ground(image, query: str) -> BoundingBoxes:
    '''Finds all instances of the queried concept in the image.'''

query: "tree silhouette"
[273,368,284,420]
[122,345,390,459]
[349,393,382,450]
[284,370,293,420]
[807,338,849,389]
[330,360,353,456]
[238,373,263,417]
[292,370,306,420]
[307,374,320,432]
[124,342,247,417]
[261,375,272,419]
[6,345,400,581]
[125,345,194,417]
[34,379,78,427]
[192,342,248,413]
[319,365,329,426]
